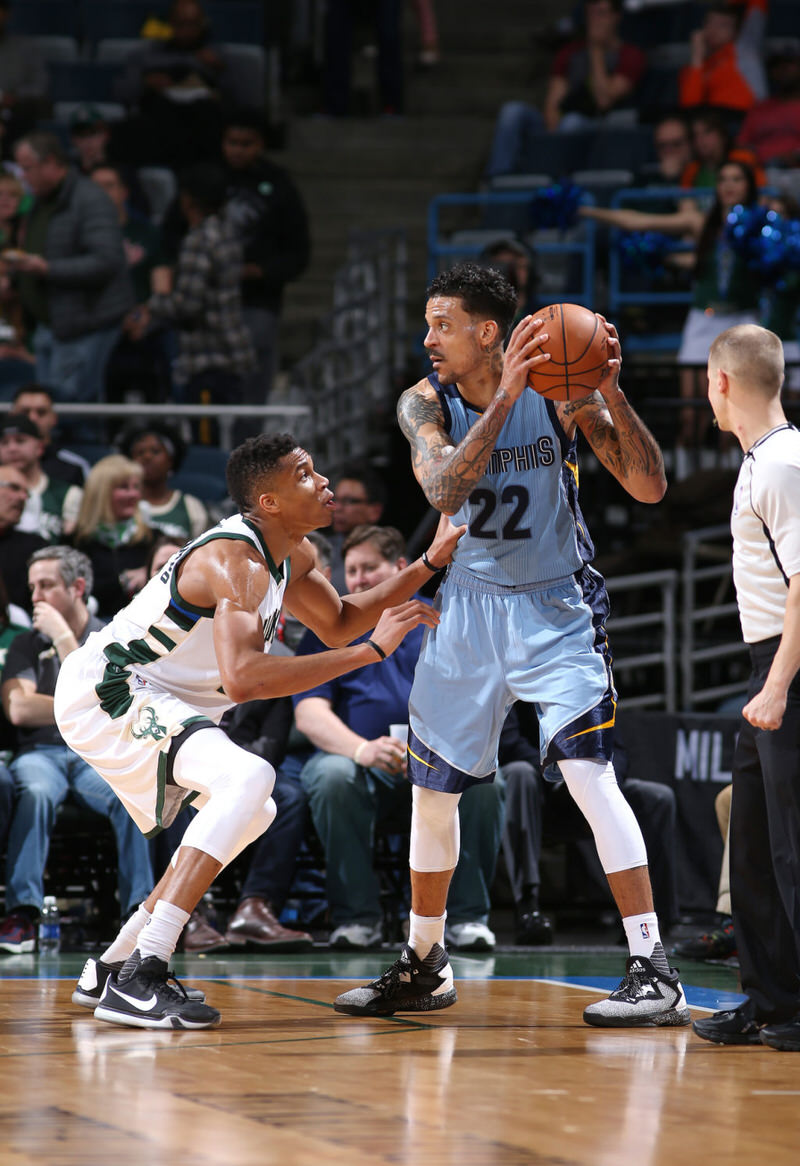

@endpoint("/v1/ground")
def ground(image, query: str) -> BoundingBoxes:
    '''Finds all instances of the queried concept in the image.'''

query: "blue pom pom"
[528,181,584,231]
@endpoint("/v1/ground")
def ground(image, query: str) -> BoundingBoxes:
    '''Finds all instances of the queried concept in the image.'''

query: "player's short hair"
[709,324,785,397]
[427,262,519,341]
[28,544,94,599]
[343,524,406,563]
[226,432,299,511]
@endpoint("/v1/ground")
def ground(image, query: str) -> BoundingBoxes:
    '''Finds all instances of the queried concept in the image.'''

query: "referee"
[694,323,800,1051]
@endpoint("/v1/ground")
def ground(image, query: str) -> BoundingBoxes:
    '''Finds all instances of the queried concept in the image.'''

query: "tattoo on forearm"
[568,394,664,481]
[398,387,514,512]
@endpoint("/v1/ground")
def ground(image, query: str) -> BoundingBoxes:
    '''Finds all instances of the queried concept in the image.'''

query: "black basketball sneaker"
[334,943,457,1017]
[94,950,220,1030]
[73,956,207,1009]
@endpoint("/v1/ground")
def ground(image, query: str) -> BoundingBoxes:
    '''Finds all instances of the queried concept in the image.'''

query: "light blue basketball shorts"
[407,563,616,792]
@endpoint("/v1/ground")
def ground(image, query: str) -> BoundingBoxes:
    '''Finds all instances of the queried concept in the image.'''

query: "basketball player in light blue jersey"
[335,262,691,1028]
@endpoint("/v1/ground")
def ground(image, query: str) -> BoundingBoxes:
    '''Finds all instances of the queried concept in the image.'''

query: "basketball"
[527,303,609,401]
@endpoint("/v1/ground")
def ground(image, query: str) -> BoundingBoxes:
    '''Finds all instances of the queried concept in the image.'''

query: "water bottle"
[38,896,61,954]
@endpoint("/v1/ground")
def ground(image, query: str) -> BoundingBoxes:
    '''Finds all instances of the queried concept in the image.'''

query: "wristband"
[353,740,368,765]
[366,638,386,661]
[421,551,444,573]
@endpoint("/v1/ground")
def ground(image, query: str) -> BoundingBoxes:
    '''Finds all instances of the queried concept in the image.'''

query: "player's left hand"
[743,686,786,731]
[594,315,622,399]
[424,512,467,570]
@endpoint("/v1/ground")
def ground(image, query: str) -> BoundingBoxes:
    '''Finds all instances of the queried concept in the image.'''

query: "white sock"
[408,910,446,960]
[101,904,151,965]
[134,900,191,965]
[623,912,668,971]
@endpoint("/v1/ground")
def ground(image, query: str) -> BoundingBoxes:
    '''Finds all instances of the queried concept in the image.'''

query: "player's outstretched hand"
[425,512,467,569]
[370,599,439,659]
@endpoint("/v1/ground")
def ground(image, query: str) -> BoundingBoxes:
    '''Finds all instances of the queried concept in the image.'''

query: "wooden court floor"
[1,949,799,1166]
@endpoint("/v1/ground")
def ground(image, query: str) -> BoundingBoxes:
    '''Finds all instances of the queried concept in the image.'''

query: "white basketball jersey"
[88,514,288,722]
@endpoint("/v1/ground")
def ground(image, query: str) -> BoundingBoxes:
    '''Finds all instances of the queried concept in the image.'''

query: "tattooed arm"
[556,322,666,504]
[397,314,550,514]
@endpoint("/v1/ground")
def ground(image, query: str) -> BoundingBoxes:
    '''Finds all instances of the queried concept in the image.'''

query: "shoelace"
[370,956,411,997]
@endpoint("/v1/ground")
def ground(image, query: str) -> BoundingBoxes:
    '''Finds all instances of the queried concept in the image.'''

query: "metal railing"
[680,524,748,710]
[607,568,678,711]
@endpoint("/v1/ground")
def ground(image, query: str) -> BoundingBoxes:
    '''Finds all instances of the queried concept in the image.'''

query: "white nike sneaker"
[93,949,220,1030]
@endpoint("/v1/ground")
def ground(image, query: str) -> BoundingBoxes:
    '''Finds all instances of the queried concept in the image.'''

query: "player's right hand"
[498,314,550,402]
[369,599,439,659]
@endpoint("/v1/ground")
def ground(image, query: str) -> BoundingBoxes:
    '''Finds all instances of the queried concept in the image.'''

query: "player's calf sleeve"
[557,758,647,874]
[409,785,461,872]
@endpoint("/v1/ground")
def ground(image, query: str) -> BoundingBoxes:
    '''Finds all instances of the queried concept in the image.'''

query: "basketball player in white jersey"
[55,433,463,1030]
[336,262,690,1027]
[693,325,800,1051]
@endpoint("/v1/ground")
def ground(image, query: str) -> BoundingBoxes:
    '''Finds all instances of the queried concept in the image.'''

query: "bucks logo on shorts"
[131,705,168,741]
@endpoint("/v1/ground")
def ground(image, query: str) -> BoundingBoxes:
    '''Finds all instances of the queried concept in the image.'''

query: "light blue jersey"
[407,375,615,791]
[436,376,594,586]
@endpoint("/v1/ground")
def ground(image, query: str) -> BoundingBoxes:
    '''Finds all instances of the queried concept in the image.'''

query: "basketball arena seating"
[11,0,270,109]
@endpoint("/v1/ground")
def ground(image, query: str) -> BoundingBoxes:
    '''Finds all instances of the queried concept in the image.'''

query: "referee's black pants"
[730,635,800,1022]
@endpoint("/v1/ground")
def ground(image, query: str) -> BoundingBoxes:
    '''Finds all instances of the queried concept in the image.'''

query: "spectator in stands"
[0,546,154,954]
[485,0,646,178]
[322,0,405,117]
[114,0,231,167]
[682,108,765,189]
[219,532,330,950]
[737,43,800,167]
[90,162,173,406]
[0,464,46,611]
[125,163,255,444]
[479,237,539,324]
[0,413,81,542]
[0,574,26,859]
[0,0,48,127]
[580,161,763,453]
[673,782,736,962]
[679,0,767,116]
[296,524,505,951]
[8,384,90,486]
[69,107,114,177]
[71,454,156,620]
[327,463,386,593]
[118,421,208,541]
[638,113,694,186]
[0,171,31,358]
[499,704,680,945]
[221,108,311,403]
[7,133,135,407]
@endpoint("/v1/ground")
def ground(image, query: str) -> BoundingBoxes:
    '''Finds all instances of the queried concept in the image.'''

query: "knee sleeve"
[409,785,461,872]
[557,758,647,874]
[172,729,276,866]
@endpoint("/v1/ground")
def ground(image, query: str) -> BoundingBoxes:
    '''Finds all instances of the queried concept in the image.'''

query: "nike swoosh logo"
[111,986,159,1011]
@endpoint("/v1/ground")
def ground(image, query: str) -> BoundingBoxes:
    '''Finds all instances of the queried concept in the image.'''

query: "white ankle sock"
[623,912,668,971]
[408,910,446,959]
[101,903,151,965]
[135,901,190,965]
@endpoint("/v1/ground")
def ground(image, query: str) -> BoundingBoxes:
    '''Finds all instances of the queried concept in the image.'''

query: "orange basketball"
[527,303,608,401]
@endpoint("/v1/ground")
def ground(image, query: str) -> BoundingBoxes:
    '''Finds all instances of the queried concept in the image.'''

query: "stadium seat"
[136,167,177,226]
[82,0,162,46]
[31,35,80,64]
[53,101,126,124]
[94,38,146,63]
[7,0,78,37]
[47,60,119,103]
[220,43,266,107]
